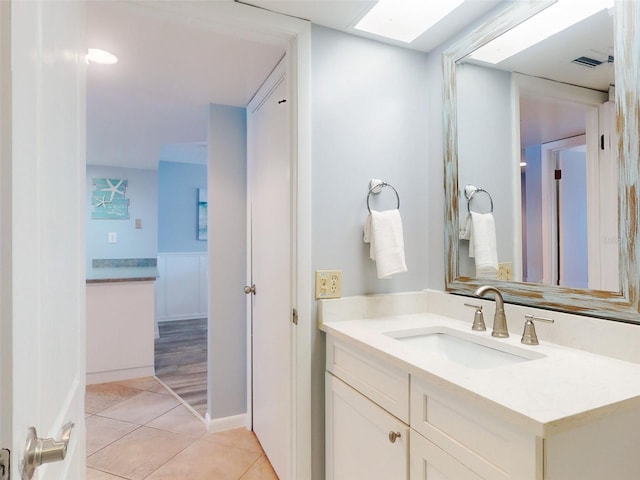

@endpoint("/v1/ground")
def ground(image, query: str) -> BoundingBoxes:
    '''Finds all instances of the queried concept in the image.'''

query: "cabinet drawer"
[411,377,540,479]
[327,336,409,422]
[410,429,484,480]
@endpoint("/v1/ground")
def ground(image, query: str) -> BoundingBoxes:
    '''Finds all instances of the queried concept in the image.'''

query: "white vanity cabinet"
[326,374,409,480]
[326,334,640,480]
[410,376,539,480]
[326,336,410,480]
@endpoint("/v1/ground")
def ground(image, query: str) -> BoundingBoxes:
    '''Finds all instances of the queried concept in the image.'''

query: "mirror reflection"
[455,2,617,291]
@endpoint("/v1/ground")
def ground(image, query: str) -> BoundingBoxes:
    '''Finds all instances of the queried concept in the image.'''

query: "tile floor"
[86,377,278,480]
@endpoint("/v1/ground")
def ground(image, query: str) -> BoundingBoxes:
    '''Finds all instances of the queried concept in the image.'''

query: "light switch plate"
[108,232,117,244]
[315,270,342,299]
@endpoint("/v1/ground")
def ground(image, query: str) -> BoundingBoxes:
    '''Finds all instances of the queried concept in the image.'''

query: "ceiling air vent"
[572,49,613,69]
[572,56,603,68]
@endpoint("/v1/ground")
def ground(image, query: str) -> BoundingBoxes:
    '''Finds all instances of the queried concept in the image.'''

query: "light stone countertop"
[86,266,159,283]
[321,312,640,437]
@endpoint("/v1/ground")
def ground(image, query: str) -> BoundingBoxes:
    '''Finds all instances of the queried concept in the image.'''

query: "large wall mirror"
[443,0,640,322]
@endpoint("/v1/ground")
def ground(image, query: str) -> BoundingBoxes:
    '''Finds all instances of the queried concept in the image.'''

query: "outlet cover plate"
[315,270,342,299]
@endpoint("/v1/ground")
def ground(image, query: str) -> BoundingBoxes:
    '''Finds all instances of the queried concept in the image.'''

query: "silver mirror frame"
[443,0,640,322]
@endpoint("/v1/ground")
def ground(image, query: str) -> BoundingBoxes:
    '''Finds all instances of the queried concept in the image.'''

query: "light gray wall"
[425,47,446,291]
[311,25,430,295]
[85,165,158,271]
[207,103,247,419]
[157,160,208,253]
[456,63,514,276]
[524,145,543,282]
[310,24,430,479]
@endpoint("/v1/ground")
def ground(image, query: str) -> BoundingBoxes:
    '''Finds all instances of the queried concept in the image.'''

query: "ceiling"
[86,0,503,170]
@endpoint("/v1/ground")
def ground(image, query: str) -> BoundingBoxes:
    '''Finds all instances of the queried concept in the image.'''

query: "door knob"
[244,284,256,295]
[388,431,401,443]
[22,422,74,479]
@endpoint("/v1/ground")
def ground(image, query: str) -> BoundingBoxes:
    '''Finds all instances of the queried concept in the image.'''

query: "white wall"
[156,252,208,322]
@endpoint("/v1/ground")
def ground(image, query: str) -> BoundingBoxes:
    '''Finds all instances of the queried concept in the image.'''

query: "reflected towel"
[364,209,407,279]
[469,212,498,279]
[459,213,472,241]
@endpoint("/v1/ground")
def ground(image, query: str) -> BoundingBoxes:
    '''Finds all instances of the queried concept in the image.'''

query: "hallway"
[86,377,277,479]
[154,317,208,416]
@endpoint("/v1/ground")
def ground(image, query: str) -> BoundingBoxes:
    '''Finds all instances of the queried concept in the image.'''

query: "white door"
[247,59,292,479]
[0,1,86,479]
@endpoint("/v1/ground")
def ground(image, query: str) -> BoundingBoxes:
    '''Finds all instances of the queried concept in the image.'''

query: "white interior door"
[247,59,292,480]
[0,1,86,479]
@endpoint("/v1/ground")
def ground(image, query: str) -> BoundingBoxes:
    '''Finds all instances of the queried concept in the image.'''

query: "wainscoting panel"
[157,252,208,322]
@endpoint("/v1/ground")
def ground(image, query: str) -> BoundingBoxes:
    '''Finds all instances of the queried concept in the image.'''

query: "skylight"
[469,0,614,64]
[354,0,464,43]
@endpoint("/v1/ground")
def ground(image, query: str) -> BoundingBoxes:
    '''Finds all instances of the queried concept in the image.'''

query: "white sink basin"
[384,327,545,369]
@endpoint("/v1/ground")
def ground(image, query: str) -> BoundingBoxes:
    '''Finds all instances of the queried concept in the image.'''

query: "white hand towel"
[469,212,498,278]
[364,209,407,279]
[459,213,472,241]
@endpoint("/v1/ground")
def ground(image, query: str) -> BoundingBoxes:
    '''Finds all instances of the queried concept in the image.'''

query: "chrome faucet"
[473,286,509,338]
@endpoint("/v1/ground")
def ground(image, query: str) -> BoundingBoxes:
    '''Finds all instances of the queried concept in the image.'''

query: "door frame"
[0,0,9,450]
[513,73,608,286]
[540,135,588,285]
[131,2,312,477]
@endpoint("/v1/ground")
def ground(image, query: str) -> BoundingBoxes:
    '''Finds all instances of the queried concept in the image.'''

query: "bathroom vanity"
[323,307,640,480]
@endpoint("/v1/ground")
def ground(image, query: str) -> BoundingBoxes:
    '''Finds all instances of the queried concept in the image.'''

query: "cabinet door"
[410,430,484,480]
[326,373,409,480]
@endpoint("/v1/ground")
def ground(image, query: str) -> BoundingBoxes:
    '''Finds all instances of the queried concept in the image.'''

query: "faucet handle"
[521,314,554,345]
[464,303,486,331]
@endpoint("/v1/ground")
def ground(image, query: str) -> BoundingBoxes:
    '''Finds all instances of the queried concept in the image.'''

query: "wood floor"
[154,318,207,417]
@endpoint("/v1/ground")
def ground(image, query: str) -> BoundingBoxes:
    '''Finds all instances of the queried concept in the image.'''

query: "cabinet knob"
[388,431,401,443]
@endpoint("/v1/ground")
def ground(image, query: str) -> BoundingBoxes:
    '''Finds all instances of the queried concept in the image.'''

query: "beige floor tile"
[86,467,127,479]
[86,415,139,456]
[97,391,179,425]
[146,405,207,436]
[203,427,264,454]
[117,376,171,395]
[145,438,261,480]
[85,382,143,414]
[87,426,194,480]
[240,456,279,480]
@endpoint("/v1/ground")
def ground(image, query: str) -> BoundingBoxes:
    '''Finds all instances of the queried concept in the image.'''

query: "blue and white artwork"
[198,188,208,241]
[91,178,130,219]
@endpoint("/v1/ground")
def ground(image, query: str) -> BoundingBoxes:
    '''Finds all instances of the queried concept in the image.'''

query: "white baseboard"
[86,365,155,385]
[205,413,248,433]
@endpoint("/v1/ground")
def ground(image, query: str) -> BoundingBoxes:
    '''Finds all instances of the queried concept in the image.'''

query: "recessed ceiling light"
[87,48,118,65]
[469,0,614,64]
[354,0,464,43]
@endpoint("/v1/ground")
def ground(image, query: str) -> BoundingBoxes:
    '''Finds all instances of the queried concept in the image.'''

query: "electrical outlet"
[498,262,512,281]
[108,232,117,244]
[315,270,342,299]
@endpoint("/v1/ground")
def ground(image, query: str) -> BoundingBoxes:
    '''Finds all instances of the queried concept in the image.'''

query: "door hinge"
[0,448,10,480]
[292,308,298,325]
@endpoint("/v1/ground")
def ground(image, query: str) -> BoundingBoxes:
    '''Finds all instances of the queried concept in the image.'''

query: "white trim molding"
[156,252,208,322]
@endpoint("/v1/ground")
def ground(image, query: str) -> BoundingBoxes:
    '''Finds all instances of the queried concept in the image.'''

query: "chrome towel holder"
[464,184,493,213]
[367,179,400,212]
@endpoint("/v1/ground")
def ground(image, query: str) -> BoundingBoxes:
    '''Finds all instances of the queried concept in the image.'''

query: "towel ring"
[466,187,493,214]
[367,181,400,213]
